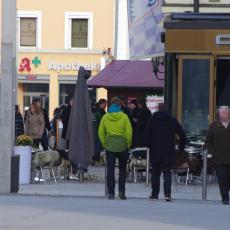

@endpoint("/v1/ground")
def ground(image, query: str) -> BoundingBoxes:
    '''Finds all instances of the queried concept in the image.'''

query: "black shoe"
[118,193,126,200]
[165,197,172,202]
[222,200,229,205]
[149,194,158,200]
[108,194,114,200]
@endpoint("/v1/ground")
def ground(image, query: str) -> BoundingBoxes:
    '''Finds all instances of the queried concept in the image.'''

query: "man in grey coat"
[206,106,230,205]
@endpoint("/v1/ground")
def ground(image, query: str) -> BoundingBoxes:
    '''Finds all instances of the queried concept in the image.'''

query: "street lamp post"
[0,0,17,193]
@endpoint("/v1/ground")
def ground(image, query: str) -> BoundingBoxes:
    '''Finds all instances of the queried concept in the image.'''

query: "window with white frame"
[65,12,93,49]
[17,11,41,49]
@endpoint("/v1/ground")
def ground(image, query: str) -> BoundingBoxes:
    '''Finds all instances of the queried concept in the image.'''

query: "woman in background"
[25,102,45,148]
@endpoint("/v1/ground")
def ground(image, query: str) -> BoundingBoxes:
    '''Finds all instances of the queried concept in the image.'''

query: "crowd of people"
[14,96,230,205]
[96,97,185,201]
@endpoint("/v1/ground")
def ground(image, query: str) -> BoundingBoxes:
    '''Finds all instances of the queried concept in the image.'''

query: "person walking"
[92,99,107,164]
[98,97,132,200]
[33,98,51,150]
[145,103,185,201]
[25,102,45,148]
[15,105,24,138]
[206,106,230,205]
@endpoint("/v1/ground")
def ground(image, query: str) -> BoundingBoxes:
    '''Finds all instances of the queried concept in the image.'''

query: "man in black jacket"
[145,103,186,201]
[33,98,51,150]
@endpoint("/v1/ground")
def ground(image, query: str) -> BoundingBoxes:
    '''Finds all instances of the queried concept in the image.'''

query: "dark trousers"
[151,164,172,197]
[106,150,128,196]
[93,135,103,162]
[33,139,41,148]
[216,164,230,201]
[41,130,49,151]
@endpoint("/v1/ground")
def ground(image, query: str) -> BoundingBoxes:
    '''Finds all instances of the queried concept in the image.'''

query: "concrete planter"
[14,146,32,184]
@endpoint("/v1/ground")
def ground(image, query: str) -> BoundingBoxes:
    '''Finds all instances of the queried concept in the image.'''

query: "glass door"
[177,55,214,137]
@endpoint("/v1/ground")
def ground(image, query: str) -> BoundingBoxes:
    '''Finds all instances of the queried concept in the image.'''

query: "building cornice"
[163,4,230,7]
[18,49,104,55]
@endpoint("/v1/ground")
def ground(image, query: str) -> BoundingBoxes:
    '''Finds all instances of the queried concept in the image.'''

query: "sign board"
[146,95,164,113]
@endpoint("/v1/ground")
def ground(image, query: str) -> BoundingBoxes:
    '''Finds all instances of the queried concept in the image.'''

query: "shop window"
[65,12,93,49]
[59,84,76,105]
[17,11,41,49]
[23,83,49,113]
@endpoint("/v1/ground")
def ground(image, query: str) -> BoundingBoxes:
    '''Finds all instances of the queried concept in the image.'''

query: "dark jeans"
[41,130,49,151]
[216,164,230,201]
[33,139,41,148]
[151,163,172,197]
[106,150,128,196]
[93,135,103,162]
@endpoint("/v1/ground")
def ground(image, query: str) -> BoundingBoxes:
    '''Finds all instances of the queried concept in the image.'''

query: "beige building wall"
[14,0,115,117]
[17,0,114,50]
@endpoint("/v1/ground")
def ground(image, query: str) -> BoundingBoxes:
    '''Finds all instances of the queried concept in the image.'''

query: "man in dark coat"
[15,105,24,138]
[206,106,230,205]
[92,99,107,163]
[133,99,151,148]
[61,98,73,148]
[145,103,186,201]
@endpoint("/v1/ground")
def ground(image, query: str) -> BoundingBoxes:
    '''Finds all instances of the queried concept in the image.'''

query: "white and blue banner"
[128,0,164,59]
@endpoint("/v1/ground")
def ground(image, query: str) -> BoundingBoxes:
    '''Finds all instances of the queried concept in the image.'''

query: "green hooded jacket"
[98,112,132,152]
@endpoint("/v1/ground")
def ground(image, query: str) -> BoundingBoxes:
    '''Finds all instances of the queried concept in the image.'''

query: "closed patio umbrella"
[67,67,94,176]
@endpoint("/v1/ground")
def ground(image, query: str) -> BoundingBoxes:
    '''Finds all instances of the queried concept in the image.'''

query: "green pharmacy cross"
[32,57,41,67]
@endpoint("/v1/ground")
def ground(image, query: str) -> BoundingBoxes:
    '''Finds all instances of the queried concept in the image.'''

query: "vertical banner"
[128,0,164,59]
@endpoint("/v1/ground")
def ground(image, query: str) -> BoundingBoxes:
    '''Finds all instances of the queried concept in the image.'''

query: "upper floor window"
[71,19,88,48]
[65,12,93,50]
[20,18,37,47]
[17,11,41,49]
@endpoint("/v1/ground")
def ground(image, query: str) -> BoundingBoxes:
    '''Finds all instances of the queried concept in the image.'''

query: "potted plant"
[14,135,33,184]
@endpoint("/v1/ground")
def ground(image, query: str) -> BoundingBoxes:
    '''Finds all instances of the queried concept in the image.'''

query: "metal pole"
[146,148,150,186]
[0,0,17,193]
[105,156,108,198]
[202,149,208,200]
[194,0,200,13]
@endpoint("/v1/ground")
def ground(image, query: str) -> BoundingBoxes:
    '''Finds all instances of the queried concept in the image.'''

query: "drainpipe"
[194,0,200,13]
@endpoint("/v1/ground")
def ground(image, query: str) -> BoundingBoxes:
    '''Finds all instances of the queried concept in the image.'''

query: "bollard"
[202,149,208,200]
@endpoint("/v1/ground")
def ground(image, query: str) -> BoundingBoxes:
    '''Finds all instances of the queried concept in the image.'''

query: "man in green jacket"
[98,97,132,200]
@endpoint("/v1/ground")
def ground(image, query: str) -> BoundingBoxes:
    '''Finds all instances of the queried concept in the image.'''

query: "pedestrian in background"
[33,98,51,150]
[206,106,230,205]
[145,103,185,201]
[25,102,45,148]
[92,99,107,164]
[133,99,151,148]
[15,105,24,138]
[98,97,132,200]
[61,98,73,149]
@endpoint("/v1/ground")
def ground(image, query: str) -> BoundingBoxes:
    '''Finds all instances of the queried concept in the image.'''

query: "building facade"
[16,0,115,117]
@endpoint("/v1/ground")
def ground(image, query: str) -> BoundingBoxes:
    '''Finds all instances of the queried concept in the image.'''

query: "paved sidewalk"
[0,169,227,230]
[18,181,220,201]
[0,194,229,230]
[21,166,220,201]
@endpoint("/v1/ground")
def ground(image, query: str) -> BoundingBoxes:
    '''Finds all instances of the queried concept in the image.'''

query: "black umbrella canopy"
[67,67,94,171]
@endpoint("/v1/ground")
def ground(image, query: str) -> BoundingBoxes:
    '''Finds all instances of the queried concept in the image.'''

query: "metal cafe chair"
[128,147,150,186]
